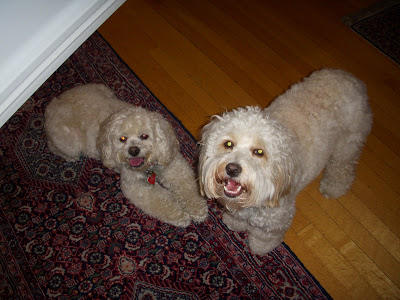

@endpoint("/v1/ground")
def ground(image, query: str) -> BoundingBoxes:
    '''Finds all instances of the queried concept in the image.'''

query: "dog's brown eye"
[224,141,234,149]
[119,136,127,143]
[140,134,149,140]
[253,149,264,157]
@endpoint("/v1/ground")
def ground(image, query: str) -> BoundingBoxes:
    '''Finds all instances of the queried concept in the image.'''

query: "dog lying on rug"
[199,69,373,255]
[45,84,208,227]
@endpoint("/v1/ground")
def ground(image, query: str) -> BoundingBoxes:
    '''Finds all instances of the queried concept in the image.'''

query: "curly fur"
[199,69,373,254]
[45,84,208,227]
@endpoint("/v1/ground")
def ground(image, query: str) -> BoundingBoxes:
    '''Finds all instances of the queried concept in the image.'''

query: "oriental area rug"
[0,32,331,299]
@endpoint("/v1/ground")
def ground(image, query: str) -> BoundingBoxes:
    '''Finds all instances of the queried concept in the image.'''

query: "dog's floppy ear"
[268,161,295,207]
[262,117,298,208]
[198,117,219,197]
[198,144,207,197]
[97,113,119,171]
[153,114,179,166]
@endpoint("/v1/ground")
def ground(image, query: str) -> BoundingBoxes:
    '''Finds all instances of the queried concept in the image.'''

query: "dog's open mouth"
[224,179,243,198]
[128,157,145,168]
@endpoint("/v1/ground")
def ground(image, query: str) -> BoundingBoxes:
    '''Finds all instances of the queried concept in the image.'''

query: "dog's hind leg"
[319,128,370,199]
[319,79,373,199]
[46,128,84,162]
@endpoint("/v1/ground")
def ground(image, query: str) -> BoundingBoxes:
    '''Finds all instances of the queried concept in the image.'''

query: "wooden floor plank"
[351,168,400,237]
[297,189,400,297]
[285,229,348,300]
[290,209,310,234]
[298,224,378,299]
[149,48,220,120]
[361,144,400,195]
[305,181,400,286]
[339,192,400,263]
[127,0,258,110]
[365,134,400,176]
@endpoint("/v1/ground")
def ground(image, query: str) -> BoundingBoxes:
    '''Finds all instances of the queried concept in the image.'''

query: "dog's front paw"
[222,212,248,232]
[247,227,283,255]
[185,196,208,223]
[151,204,191,227]
[247,233,280,255]
[157,203,193,227]
[124,186,192,227]
[166,212,192,227]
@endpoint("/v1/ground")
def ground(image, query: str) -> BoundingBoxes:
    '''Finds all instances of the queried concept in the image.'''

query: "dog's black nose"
[226,163,242,177]
[128,146,140,157]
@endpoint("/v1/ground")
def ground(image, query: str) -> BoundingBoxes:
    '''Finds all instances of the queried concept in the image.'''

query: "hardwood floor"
[99,0,400,298]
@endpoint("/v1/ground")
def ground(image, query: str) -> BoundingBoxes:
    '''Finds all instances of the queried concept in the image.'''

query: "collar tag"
[147,172,156,185]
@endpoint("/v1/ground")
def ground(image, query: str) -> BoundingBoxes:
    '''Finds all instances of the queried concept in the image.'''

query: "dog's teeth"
[224,185,242,193]
[224,179,243,198]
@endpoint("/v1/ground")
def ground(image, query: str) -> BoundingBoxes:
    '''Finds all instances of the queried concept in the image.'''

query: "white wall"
[0,0,125,128]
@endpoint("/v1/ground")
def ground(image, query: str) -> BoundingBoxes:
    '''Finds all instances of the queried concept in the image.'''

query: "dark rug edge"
[341,0,400,26]
[341,0,400,65]
[94,31,332,299]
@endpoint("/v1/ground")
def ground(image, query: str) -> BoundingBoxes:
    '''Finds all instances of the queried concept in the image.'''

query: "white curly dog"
[199,69,372,255]
[45,84,208,227]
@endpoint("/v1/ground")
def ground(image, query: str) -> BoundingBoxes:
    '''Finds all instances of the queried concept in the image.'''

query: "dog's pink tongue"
[224,179,243,198]
[226,179,240,191]
[129,157,144,167]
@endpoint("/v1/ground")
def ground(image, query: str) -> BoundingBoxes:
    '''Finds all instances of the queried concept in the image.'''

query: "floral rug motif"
[0,32,331,299]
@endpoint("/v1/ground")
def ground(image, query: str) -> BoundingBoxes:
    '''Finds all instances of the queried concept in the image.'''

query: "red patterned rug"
[0,32,331,299]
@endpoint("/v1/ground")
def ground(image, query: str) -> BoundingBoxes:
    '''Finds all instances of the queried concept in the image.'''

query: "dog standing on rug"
[199,69,372,255]
[45,84,208,227]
